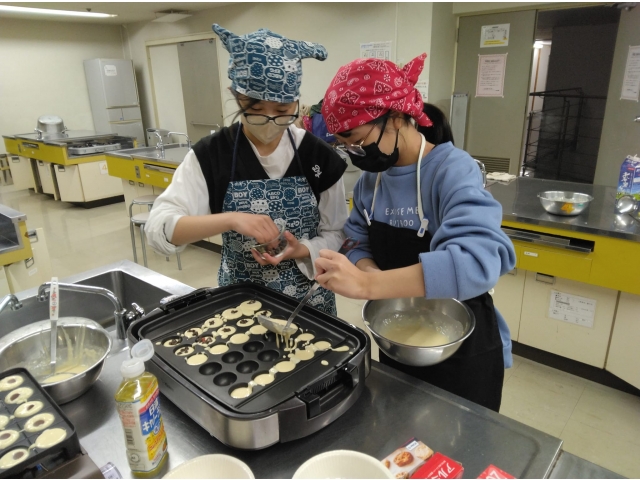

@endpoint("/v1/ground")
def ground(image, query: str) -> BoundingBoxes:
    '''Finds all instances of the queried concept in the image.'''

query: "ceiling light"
[152,10,192,23]
[533,41,545,49]
[0,5,116,18]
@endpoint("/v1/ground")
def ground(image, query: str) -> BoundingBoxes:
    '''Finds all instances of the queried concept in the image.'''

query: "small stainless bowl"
[0,317,111,404]
[538,191,594,216]
[362,298,475,367]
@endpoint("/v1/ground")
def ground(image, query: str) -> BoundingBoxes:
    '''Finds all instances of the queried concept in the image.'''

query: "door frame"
[451,3,612,175]
[145,33,225,130]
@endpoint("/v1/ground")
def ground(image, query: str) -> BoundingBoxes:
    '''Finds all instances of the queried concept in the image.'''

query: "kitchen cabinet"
[606,292,640,389]
[0,268,10,297]
[5,228,52,294]
[55,162,123,203]
[55,165,84,203]
[518,271,617,368]
[77,162,123,202]
[492,269,525,341]
[36,161,58,198]
[7,156,35,191]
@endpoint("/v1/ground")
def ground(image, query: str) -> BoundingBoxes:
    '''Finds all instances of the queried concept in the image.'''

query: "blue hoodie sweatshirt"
[345,141,517,367]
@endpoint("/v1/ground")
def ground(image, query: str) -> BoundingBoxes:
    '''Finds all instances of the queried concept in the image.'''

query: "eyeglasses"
[243,112,299,126]
[335,116,387,157]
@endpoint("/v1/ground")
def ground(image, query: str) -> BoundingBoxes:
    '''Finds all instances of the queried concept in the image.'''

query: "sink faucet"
[152,131,165,158]
[0,295,23,314]
[474,158,487,188]
[168,132,191,150]
[37,282,145,340]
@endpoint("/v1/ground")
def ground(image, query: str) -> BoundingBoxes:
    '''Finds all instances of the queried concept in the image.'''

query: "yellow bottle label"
[116,378,168,473]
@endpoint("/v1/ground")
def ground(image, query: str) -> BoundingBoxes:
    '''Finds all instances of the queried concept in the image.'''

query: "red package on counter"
[410,452,463,479]
[380,437,434,478]
[477,465,516,479]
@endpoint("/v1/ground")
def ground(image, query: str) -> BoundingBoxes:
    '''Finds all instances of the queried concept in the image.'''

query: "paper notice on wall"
[104,65,118,77]
[621,45,640,101]
[360,41,392,60]
[415,80,428,101]
[548,290,596,328]
[476,54,507,97]
[480,24,510,48]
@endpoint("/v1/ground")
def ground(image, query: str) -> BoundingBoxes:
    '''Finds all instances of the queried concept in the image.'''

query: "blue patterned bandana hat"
[213,24,328,103]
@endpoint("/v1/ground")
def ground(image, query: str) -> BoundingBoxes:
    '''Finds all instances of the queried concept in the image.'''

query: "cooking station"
[489,177,640,391]
[3,130,134,207]
[0,261,623,478]
[65,332,623,479]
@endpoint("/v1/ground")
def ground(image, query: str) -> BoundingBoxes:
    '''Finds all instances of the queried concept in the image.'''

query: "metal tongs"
[257,237,359,336]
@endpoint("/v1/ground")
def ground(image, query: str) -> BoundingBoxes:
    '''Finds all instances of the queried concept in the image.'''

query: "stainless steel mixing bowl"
[362,298,475,367]
[0,317,111,404]
[537,191,594,216]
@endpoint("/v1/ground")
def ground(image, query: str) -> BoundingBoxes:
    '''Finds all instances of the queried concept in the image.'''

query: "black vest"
[192,123,347,214]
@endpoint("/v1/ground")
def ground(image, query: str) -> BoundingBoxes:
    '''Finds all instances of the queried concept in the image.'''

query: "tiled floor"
[1,187,638,478]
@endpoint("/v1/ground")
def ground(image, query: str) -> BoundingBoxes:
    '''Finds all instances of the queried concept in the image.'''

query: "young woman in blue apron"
[146,25,348,315]
[315,55,516,411]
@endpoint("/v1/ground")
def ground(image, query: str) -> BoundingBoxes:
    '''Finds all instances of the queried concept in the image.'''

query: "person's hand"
[314,249,370,299]
[251,231,309,266]
[229,213,280,244]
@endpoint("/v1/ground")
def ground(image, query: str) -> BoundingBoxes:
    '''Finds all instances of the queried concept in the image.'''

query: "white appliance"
[84,58,146,146]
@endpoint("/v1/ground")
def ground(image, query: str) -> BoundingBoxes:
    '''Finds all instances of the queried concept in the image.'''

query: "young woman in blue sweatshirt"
[315,55,516,411]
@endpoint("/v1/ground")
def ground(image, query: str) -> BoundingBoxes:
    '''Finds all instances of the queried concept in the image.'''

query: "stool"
[129,196,182,270]
[128,195,158,220]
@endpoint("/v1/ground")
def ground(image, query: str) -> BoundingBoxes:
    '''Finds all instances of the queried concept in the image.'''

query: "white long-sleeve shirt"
[144,125,348,279]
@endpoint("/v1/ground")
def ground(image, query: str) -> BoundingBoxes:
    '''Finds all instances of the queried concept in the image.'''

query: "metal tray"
[0,368,81,478]
[135,285,364,415]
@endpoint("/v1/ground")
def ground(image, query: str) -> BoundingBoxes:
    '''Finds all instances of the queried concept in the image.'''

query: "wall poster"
[476,54,507,97]
[480,24,510,48]
[621,45,640,101]
[360,41,392,60]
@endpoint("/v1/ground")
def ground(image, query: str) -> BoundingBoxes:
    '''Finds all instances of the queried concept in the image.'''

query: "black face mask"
[348,118,400,173]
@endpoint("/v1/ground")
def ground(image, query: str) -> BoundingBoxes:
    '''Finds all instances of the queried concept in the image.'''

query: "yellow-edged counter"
[489,177,640,389]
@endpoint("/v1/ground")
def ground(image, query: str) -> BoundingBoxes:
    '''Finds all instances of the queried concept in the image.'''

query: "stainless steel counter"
[63,340,563,479]
[106,144,189,166]
[3,130,118,145]
[549,452,624,479]
[487,177,640,242]
[0,204,26,255]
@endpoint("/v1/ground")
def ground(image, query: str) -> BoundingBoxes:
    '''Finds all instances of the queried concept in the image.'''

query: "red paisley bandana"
[322,54,432,134]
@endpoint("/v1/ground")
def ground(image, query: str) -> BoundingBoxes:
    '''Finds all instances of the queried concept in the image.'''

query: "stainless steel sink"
[0,260,194,339]
[107,143,190,165]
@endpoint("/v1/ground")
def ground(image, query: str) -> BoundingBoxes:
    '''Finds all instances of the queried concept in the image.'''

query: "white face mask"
[241,117,290,145]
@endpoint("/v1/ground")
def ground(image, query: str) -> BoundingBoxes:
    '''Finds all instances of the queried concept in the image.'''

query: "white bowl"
[163,454,254,479]
[293,450,393,479]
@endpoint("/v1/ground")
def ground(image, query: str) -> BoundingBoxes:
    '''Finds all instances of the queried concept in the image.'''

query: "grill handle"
[297,364,358,419]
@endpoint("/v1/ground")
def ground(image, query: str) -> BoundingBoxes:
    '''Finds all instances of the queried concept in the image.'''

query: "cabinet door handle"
[502,228,593,253]
[535,273,555,285]
[143,164,176,175]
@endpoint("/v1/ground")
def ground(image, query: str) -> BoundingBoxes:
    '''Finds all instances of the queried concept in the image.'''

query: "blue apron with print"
[218,128,337,315]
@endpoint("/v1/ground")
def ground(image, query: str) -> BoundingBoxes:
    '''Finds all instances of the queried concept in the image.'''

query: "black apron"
[368,138,505,412]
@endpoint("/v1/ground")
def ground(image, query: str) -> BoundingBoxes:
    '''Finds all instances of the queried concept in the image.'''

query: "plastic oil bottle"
[115,339,169,478]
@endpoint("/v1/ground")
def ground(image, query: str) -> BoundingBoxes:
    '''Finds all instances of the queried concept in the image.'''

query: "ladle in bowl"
[49,277,59,375]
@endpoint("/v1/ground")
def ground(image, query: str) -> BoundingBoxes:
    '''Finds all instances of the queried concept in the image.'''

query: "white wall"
[452,2,583,15]
[148,44,188,133]
[0,18,124,154]
[122,2,436,130]
[428,2,457,115]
